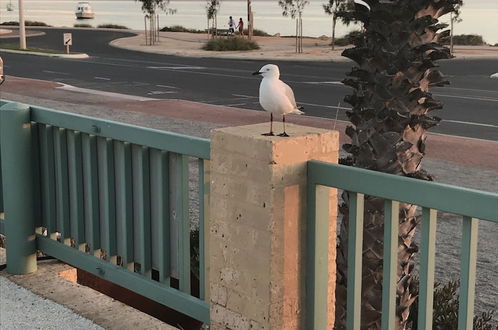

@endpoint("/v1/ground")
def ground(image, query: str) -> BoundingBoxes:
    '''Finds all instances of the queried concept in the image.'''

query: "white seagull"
[253,64,304,137]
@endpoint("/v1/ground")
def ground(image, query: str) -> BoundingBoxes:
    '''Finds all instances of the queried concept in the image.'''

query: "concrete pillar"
[209,123,338,329]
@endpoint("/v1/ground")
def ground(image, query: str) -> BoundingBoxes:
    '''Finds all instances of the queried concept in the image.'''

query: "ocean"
[1,0,497,44]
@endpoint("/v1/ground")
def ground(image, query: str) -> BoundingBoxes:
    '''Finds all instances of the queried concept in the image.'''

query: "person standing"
[228,16,235,35]
[236,18,244,36]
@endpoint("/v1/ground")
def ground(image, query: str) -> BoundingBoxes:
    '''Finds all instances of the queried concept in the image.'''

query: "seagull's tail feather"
[292,106,304,115]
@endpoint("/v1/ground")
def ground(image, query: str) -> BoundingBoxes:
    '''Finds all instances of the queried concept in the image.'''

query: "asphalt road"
[1,28,497,141]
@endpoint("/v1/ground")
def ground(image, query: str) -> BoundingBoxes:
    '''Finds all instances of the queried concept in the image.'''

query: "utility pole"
[247,0,253,40]
[18,0,26,49]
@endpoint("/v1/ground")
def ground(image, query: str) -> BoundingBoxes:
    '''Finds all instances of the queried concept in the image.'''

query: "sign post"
[63,33,72,54]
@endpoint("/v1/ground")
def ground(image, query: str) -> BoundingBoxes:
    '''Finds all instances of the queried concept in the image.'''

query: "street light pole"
[19,0,27,49]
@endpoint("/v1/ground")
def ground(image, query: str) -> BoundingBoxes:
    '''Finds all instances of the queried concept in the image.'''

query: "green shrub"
[202,37,259,51]
[97,24,128,29]
[448,34,485,45]
[334,30,362,46]
[0,20,50,26]
[241,28,270,37]
[74,23,92,28]
[408,278,496,329]
[0,21,19,26]
[160,25,205,33]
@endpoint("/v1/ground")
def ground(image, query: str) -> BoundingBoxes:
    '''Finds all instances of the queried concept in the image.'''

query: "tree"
[206,0,221,38]
[278,0,309,53]
[335,0,462,328]
[322,0,352,50]
[135,0,176,45]
[450,4,463,55]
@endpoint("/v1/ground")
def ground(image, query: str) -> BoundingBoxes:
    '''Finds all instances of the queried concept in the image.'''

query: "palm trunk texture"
[334,0,461,329]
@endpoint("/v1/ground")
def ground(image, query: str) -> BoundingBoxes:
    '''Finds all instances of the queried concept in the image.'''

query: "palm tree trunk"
[332,15,337,50]
[334,1,458,328]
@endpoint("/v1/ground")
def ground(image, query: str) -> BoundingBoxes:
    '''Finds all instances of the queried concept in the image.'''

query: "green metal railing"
[306,160,498,330]
[0,101,211,323]
[0,100,6,214]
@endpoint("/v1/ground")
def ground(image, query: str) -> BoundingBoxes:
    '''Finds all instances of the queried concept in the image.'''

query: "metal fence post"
[0,102,37,274]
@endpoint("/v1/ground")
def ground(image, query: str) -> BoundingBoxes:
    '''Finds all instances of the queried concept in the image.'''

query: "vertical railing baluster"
[97,137,117,261]
[306,180,317,329]
[458,216,478,330]
[39,125,56,235]
[180,155,191,294]
[114,141,134,268]
[31,123,42,228]
[170,153,190,293]
[0,152,3,214]
[199,159,210,301]
[346,192,364,330]
[306,183,331,329]
[418,207,437,330]
[67,131,85,248]
[82,134,100,252]
[381,200,399,330]
[54,127,70,242]
[132,145,151,277]
[150,149,170,283]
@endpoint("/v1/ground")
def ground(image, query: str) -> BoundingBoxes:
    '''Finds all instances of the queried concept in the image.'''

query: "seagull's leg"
[278,115,290,137]
[262,113,274,136]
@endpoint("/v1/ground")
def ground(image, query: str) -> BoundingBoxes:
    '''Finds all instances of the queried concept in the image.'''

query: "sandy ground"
[110,30,498,62]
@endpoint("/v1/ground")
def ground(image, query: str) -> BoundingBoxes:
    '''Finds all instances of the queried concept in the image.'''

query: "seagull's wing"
[281,80,304,114]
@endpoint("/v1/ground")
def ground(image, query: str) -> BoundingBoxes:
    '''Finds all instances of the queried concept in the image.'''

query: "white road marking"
[94,76,111,80]
[295,101,351,110]
[439,86,498,93]
[57,83,157,101]
[147,66,206,70]
[490,73,498,79]
[156,84,179,89]
[434,93,498,102]
[42,70,69,75]
[147,90,178,95]
[443,120,498,128]
[225,103,249,107]
[232,94,497,129]
[232,94,256,99]
[131,81,150,86]
[304,81,344,85]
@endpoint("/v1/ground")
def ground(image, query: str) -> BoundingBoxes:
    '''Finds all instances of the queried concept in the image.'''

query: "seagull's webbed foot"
[277,132,289,137]
[262,132,275,136]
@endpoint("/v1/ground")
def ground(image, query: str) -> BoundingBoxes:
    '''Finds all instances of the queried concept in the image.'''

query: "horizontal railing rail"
[306,160,498,330]
[0,101,211,324]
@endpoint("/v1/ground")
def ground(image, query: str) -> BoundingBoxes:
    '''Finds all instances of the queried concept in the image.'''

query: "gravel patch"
[0,276,103,330]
